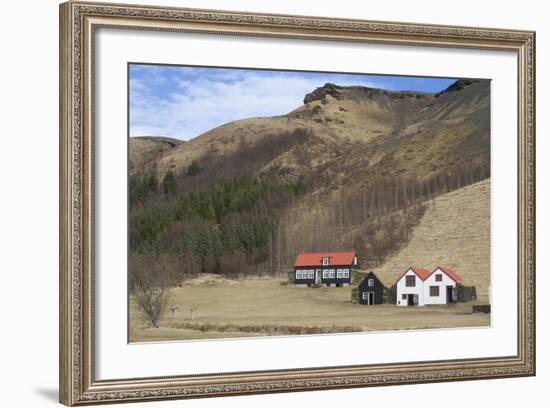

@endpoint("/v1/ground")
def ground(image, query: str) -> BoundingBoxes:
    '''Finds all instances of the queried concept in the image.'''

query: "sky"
[129,64,457,141]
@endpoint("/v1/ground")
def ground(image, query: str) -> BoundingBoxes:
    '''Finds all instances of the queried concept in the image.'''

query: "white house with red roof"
[396,266,462,306]
[293,251,358,287]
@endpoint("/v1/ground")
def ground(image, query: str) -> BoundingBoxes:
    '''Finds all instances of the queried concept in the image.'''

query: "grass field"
[129,277,490,342]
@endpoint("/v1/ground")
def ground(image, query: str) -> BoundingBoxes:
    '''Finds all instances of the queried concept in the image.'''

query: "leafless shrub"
[129,253,172,328]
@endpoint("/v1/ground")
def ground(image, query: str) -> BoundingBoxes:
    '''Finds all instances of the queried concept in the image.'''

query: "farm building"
[395,266,462,306]
[293,251,358,287]
[357,272,385,305]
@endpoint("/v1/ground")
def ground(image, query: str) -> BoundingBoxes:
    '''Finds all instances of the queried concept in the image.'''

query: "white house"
[396,266,462,306]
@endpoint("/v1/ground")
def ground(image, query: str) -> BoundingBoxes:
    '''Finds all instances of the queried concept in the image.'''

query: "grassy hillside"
[128,79,491,288]
[129,136,183,175]
[129,80,490,194]
[373,179,491,300]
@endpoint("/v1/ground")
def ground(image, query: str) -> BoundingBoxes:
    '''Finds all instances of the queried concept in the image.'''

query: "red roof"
[395,266,431,284]
[294,252,356,267]
[408,267,432,280]
[395,266,463,285]
[432,266,462,282]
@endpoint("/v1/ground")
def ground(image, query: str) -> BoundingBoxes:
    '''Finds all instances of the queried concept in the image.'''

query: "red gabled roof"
[432,266,462,282]
[394,266,431,284]
[294,252,356,267]
[409,267,431,280]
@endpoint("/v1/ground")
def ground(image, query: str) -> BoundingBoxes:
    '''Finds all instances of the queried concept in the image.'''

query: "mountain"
[129,136,184,175]
[128,79,491,289]
[130,79,490,196]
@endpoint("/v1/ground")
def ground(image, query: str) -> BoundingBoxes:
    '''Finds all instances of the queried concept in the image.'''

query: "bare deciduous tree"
[130,253,172,328]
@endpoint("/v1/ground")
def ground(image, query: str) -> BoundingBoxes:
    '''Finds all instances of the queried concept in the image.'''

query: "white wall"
[0,0,547,407]
[396,269,425,306]
[423,269,456,305]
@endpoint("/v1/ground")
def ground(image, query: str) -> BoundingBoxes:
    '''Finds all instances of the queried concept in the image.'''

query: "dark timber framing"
[358,272,385,305]
[294,252,358,287]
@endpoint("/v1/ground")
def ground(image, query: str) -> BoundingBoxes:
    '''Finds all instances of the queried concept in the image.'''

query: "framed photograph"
[59,1,535,405]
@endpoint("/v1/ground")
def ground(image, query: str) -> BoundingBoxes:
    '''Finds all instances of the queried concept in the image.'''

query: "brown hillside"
[129,136,183,175]
[373,179,490,300]
[129,79,490,195]
[128,80,492,288]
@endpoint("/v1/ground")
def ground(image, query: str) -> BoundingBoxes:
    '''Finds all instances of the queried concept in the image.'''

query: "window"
[322,257,329,266]
[308,270,314,279]
[329,269,335,278]
[362,292,369,300]
[296,271,302,279]
[322,270,329,279]
[353,256,358,265]
[336,269,342,278]
[405,275,416,287]
[402,294,407,300]
[430,286,440,297]
[435,274,442,282]
[368,279,374,287]
[343,269,349,278]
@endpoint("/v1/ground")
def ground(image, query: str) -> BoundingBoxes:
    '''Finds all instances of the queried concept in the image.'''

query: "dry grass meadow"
[129,276,490,342]
[375,179,491,299]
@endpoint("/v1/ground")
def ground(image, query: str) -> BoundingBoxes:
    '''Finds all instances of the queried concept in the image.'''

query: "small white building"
[395,266,462,306]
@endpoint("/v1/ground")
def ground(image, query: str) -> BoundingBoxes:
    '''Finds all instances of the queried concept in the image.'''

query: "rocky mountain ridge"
[131,78,490,201]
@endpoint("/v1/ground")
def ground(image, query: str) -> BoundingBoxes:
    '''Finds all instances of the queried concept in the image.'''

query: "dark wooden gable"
[358,271,385,305]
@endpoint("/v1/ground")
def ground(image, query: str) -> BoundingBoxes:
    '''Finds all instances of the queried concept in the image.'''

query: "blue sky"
[129,64,456,140]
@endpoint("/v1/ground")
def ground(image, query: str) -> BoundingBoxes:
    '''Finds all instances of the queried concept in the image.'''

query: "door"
[368,292,375,305]
[315,269,321,285]
[407,294,418,306]
[446,286,454,304]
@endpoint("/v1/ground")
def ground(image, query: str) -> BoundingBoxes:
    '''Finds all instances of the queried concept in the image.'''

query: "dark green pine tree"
[146,173,158,193]
[162,170,176,194]
[186,160,201,176]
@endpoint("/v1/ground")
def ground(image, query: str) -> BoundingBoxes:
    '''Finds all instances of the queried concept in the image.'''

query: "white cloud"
[129,69,389,140]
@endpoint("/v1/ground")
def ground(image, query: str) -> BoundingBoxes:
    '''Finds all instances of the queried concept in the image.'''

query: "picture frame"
[59,1,536,405]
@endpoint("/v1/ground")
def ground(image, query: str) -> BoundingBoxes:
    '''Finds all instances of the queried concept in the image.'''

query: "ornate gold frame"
[59,1,536,405]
